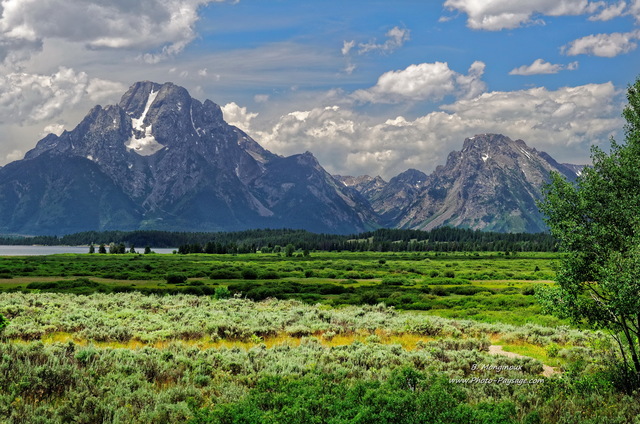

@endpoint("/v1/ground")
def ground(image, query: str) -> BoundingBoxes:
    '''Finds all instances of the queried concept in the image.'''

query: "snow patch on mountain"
[125,89,164,156]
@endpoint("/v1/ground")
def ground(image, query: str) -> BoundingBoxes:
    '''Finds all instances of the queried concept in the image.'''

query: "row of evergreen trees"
[0,227,557,253]
[87,243,153,254]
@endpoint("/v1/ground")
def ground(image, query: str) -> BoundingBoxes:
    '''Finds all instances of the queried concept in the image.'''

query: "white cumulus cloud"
[440,82,621,145]
[353,61,486,103]
[40,123,65,137]
[589,1,628,20]
[248,82,621,179]
[443,0,608,30]
[221,102,259,132]
[0,67,124,124]
[0,0,232,64]
[562,30,640,57]
[630,0,640,21]
[509,58,579,75]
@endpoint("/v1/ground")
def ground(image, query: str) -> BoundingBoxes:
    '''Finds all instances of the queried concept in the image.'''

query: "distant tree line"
[0,227,557,252]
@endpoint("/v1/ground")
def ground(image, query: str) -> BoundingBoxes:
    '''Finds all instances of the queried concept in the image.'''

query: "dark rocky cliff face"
[341,134,583,233]
[390,134,581,233]
[0,153,141,235]
[5,81,378,235]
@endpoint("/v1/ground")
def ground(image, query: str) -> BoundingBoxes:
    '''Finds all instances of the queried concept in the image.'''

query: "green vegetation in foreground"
[0,251,561,327]
[0,293,637,423]
[538,76,640,391]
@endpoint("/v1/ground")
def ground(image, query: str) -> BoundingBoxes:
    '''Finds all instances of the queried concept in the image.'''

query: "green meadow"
[1,251,637,423]
[0,251,559,326]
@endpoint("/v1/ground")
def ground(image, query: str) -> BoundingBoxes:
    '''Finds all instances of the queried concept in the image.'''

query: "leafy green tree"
[98,243,107,254]
[284,243,295,257]
[129,245,136,254]
[88,244,95,254]
[144,246,152,254]
[538,76,640,386]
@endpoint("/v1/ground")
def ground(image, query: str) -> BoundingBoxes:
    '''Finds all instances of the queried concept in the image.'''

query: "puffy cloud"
[0,36,41,65]
[455,60,487,99]
[589,1,627,20]
[355,62,454,102]
[353,61,486,103]
[221,102,259,131]
[630,0,640,21]
[509,58,579,75]
[40,123,65,137]
[443,0,606,30]
[250,82,620,179]
[562,30,640,57]
[0,0,232,63]
[253,105,427,178]
[440,82,621,146]
[0,67,123,124]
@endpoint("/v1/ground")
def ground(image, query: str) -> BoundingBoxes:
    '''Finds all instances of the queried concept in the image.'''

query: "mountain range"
[336,134,582,233]
[0,81,582,235]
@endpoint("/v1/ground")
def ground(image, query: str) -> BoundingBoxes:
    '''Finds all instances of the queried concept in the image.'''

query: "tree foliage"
[0,227,556,252]
[538,76,640,385]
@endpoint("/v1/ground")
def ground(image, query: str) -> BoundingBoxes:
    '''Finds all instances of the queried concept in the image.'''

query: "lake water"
[0,246,177,256]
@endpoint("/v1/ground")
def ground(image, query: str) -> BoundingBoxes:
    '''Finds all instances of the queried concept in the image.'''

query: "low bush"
[166,273,188,284]
[189,369,518,424]
[259,270,280,280]
[213,286,232,299]
[381,276,407,286]
[445,286,493,296]
[422,278,471,286]
[210,270,242,279]
[241,269,258,280]
[26,278,108,294]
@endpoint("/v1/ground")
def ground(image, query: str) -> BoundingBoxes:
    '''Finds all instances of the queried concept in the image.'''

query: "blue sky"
[1,0,639,178]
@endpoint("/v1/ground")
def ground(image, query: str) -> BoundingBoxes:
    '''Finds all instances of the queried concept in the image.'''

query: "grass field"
[0,251,637,423]
[0,251,560,325]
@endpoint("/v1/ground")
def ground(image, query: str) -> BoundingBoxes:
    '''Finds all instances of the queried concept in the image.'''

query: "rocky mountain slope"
[0,81,583,235]
[337,169,428,227]
[341,134,582,233]
[1,81,377,235]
